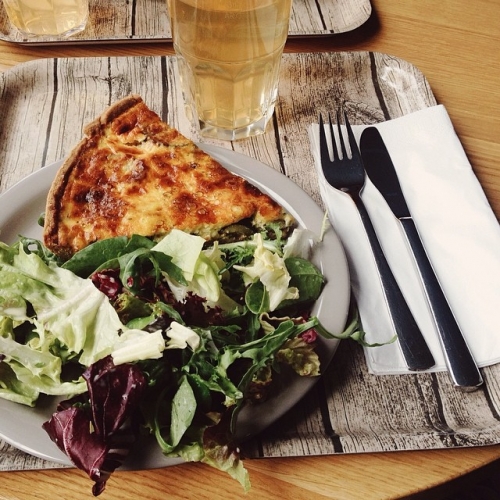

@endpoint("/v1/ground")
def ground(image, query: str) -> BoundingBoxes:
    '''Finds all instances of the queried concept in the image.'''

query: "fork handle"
[353,193,436,371]
[400,218,483,389]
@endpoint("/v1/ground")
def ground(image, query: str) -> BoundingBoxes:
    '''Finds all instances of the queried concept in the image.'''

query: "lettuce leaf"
[234,234,299,312]
[0,243,163,405]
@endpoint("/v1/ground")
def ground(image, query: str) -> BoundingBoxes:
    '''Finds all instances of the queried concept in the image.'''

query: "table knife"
[360,127,483,390]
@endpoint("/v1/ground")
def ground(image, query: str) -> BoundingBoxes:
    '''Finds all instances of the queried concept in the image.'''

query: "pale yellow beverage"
[2,0,89,37]
[169,0,292,140]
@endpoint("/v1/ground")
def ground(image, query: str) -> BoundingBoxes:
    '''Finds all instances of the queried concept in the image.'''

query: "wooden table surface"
[0,1,499,499]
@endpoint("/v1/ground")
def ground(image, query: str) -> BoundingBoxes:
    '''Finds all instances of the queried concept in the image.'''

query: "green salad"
[0,226,363,496]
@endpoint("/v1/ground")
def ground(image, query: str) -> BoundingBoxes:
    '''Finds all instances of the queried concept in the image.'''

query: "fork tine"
[319,110,358,164]
[335,109,349,161]
[326,114,338,162]
[342,110,361,160]
[318,113,330,163]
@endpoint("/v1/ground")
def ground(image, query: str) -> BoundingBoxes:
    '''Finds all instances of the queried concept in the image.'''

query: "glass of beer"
[168,0,293,141]
[2,0,89,38]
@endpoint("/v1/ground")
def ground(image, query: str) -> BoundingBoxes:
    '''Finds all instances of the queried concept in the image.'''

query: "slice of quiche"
[43,95,295,259]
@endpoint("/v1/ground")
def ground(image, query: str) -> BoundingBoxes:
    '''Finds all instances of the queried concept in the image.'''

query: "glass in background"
[2,0,89,38]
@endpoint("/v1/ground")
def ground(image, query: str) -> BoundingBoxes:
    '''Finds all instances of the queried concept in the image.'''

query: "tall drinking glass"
[168,0,292,141]
[2,0,89,38]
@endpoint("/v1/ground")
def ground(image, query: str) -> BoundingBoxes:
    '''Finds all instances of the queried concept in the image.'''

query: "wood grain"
[1,48,500,479]
[1,448,500,500]
[0,0,500,498]
[0,0,372,44]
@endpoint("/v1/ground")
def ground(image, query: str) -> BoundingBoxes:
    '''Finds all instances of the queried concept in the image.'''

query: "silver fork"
[319,111,435,371]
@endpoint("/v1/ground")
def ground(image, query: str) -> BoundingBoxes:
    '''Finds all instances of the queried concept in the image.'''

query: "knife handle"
[400,218,483,390]
[352,193,436,371]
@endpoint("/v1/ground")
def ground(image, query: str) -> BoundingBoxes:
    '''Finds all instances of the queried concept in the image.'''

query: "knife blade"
[360,126,483,390]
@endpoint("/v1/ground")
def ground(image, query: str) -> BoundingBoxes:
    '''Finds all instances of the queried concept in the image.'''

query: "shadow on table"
[407,458,500,500]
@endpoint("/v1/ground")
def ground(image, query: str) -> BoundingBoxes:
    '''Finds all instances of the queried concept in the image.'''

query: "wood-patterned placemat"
[0,0,372,45]
[1,52,500,472]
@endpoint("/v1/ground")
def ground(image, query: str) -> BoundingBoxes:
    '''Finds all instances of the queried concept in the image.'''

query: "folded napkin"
[309,105,500,375]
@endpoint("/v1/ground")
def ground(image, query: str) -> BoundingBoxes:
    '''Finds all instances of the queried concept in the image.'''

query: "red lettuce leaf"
[83,355,146,437]
[43,356,146,496]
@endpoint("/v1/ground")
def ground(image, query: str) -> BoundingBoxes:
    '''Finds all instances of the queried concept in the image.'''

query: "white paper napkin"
[309,105,500,375]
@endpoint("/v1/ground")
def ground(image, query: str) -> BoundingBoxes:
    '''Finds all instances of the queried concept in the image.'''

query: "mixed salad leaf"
[0,227,365,496]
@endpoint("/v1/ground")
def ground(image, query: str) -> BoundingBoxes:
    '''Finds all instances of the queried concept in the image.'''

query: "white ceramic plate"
[0,144,350,469]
